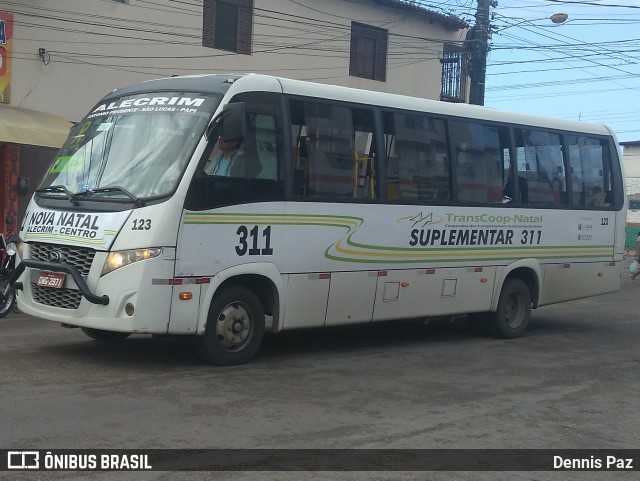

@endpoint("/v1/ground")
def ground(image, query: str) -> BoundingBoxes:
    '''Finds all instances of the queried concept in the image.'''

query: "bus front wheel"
[81,327,131,342]
[194,285,265,366]
[487,278,531,339]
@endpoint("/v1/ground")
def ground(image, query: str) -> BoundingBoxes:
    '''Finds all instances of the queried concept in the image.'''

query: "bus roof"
[269,75,613,137]
[105,73,614,138]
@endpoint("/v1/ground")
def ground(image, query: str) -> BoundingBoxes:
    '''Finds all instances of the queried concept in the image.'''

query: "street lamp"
[550,12,569,24]
[493,13,570,32]
[468,9,569,106]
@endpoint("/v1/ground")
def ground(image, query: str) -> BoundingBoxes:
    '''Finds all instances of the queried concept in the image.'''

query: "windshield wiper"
[86,186,145,207]
[35,185,80,206]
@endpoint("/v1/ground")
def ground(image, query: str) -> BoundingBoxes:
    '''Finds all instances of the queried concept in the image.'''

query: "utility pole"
[467,0,493,106]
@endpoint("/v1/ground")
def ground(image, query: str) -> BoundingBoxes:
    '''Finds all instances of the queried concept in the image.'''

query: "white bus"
[10,74,625,365]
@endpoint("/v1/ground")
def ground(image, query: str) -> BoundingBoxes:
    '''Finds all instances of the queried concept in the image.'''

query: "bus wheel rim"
[215,302,253,351]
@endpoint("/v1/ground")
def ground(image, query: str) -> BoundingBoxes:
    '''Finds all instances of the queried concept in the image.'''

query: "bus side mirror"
[207,102,245,142]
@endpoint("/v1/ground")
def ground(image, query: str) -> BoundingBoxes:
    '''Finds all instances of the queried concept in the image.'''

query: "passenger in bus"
[203,134,262,178]
[503,175,529,204]
[203,135,242,176]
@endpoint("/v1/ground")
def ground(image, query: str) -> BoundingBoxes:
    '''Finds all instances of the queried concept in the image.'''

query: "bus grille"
[29,243,97,309]
[30,243,96,277]
[31,285,83,309]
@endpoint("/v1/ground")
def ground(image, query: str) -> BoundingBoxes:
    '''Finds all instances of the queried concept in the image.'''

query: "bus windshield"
[38,92,220,202]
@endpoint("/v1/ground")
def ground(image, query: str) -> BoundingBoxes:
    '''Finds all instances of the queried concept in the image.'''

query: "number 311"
[235,225,274,256]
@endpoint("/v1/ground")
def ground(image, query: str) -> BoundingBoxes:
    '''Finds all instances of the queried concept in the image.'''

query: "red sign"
[0,12,13,103]
[0,47,7,76]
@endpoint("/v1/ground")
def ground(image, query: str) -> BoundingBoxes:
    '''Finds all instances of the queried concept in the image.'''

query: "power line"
[6,2,465,59]
[5,0,640,138]
[542,0,640,9]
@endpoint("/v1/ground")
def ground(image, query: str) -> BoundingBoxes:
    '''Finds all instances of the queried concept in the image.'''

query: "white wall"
[8,0,466,122]
[623,144,640,179]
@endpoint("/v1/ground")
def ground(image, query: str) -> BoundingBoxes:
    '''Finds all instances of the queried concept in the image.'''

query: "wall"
[622,144,640,178]
[17,145,59,225]
[0,143,58,235]
[8,0,466,122]
[624,144,640,226]
[0,144,20,237]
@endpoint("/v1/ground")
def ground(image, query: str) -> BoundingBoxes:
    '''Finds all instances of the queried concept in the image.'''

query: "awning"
[0,104,72,148]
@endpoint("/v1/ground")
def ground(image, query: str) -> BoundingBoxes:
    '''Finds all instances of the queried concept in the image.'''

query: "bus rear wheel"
[80,327,131,342]
[486,278,531,339]
[194,285,265,366]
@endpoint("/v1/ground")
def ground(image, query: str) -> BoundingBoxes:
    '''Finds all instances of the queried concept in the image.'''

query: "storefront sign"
[0,12,13,103]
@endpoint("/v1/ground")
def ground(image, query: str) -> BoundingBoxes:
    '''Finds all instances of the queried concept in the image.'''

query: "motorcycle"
[0,235,17,318]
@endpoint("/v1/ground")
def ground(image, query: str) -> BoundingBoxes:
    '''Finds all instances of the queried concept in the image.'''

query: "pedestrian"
[631,230,640,282]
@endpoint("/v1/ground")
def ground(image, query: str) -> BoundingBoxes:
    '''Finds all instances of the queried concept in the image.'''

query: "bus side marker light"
[124,303,135,316]
[481,278,488,283]
[179,292,193,300]
[401,282,410,288]
[597,272,604,277]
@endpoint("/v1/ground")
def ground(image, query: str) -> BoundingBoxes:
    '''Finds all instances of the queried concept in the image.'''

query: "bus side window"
[451,121,506,204]
[513,128,567,207]
[248,112,279,181]
[382,111,449,203]
[289,100,376,200]
[293,133,309,196]
[566,134,612,209]
[186,100,285,210]
[352,108,377,200]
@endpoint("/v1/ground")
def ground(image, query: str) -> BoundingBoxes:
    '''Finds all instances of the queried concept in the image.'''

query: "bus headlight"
[5,242,17,257]
[10,237,23,260]
[101,248,163,277]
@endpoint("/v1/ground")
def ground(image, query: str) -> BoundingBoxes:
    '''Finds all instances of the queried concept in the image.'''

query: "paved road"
[2,261,640,481]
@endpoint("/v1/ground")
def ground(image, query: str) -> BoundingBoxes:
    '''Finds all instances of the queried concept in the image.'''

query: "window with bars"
[202,0,253,55]
[349,22,388,82]
[440,45,467,103]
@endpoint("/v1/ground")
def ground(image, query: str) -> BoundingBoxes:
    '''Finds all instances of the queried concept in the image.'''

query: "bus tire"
[487,278,531,339]
[194,285,265,366]
[80,327,131,342]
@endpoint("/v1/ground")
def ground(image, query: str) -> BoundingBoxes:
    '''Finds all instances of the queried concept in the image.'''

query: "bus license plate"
[36,271,66,289]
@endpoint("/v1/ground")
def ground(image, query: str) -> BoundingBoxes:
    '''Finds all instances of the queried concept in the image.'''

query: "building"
[0,105,71,238]
[0,0,468,235]
[621,140,640,218]
[621,140,640,189]
[618,140,640,252]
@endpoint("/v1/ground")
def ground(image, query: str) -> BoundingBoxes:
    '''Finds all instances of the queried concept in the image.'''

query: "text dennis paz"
[4,449,639,471]
[555,455,634,470]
